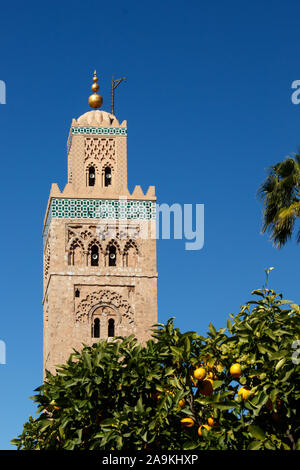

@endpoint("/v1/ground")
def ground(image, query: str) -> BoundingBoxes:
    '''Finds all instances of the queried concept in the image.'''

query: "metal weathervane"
[111,76,126,115]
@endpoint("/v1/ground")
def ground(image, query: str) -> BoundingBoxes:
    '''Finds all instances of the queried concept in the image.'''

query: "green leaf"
[257,344,272,355]
[136,396,144,414]
[100,418,116,427]
[290,304,300,313]
[248,425,266,441]
[269,350,288,360]
[275,357,286,371]
[183,440,198,450]
[251,290,265,297]
[208,322,217,337]
[212,401,237,410]
[248,440,262,450]
[212,380,223,390]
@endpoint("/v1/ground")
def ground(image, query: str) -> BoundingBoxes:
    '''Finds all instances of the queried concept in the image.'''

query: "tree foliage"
[12,272,300,450]
[258,153,300,247]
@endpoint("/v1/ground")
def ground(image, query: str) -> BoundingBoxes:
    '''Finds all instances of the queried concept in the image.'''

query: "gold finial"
[88,70,103,109]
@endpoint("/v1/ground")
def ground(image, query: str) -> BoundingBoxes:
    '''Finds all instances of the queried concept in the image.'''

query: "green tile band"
[43,198,156,245]
[67,126,127,153]
[72,127,127,136]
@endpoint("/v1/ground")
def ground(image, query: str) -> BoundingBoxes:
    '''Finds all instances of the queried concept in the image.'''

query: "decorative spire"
[88,70,103,109]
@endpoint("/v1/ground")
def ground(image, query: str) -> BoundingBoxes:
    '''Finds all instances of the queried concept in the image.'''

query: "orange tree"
[12,273,300,450]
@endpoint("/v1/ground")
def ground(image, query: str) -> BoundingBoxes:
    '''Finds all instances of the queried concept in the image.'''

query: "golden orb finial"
[88,70,103,109]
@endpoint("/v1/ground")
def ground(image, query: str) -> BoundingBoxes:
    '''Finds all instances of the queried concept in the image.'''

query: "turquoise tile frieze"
[72,127,127,136]
[43,198,156,244]
[67,126,127,153]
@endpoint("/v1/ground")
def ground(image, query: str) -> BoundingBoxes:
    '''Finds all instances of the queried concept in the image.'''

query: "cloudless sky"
[0,0,299,450]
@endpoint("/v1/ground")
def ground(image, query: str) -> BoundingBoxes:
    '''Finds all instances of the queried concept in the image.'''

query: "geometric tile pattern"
[72,127,127,136]
[68,127,127,153]
[43,198,156,244]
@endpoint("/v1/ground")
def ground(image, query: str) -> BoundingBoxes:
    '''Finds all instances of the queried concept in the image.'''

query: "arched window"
[108,318,115,337]
[104,167,112,187]
[92,318,100,338]
[91,245,99,266]
[108,245,116,266]
[88,166,96,186]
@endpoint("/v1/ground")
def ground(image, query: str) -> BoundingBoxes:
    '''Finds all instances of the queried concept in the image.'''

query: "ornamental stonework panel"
[75,289,134,325]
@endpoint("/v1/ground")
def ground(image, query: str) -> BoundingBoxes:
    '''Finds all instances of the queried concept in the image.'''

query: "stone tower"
[42,72,157,374]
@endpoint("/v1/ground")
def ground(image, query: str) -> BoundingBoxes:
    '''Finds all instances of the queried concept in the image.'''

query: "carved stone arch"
[123,239,139,255]
[75,289,134,327]
[123,239,139,268]
[87,238,103,267]
[67,236,85,252]
[87,238,103,254]
[86,160,99,171]
[105,239,121,267]
[68,237,85,266]
[102,162,114,187]
[90,303,120,323]
[105,239,121,255]
[86,161,99,187]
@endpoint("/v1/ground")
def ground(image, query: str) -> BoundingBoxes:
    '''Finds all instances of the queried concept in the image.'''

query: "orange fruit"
[230,363,242,378]
[180,417,195,427]
[198,424,212,436]
[238,386,251,400]
[194,367,206,381]
[207,417,215,427]
[179,398,186,408]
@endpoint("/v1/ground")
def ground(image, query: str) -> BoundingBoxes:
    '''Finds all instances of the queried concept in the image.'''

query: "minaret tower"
[42,72,157,374]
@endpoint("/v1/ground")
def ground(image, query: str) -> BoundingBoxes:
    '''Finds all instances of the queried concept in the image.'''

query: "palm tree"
[258,153,300,248]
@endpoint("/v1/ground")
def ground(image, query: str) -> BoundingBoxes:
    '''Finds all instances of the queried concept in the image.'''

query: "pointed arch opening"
[92,317,100,338]
[104,166,112,187]
[108,245,117,266]
[91,245,99,266]
[88,166,96,186]
[108,318,115,337]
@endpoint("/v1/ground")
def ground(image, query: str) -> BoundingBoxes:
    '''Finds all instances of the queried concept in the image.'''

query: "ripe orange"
[230,363,242,378]
[198,424,212,436]
[199,379,214,396]
[238,386,251,400]
[194,367,206,381]
[180,417,195,427]
[179,398,186,408]
[207,417,215,427]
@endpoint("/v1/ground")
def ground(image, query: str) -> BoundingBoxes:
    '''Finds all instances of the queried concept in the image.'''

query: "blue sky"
[0,0,299,449]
